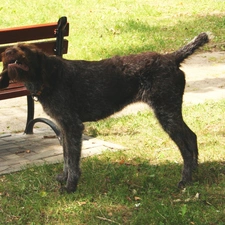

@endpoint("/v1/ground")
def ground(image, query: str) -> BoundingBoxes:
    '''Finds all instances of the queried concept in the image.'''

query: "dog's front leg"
[56,135,68,184]
[65,135,83,193]
[56,119,84,193]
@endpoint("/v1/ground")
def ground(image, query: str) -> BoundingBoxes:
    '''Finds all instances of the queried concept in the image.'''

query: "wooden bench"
[0,17,69,141]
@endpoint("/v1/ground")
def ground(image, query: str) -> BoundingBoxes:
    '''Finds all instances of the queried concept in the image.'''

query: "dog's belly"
[78,99,135,122]
[71,79,142,122]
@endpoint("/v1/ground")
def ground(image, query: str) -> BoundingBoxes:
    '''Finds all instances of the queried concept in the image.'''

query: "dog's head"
[0,44,46,89]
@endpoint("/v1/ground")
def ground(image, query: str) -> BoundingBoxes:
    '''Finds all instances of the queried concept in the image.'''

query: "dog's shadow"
[76,157,225,197]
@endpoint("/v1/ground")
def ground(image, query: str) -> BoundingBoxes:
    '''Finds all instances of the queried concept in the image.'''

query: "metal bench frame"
[0,17,69,141]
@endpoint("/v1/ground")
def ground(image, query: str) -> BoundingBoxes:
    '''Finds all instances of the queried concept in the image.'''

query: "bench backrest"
[0,16,69,100]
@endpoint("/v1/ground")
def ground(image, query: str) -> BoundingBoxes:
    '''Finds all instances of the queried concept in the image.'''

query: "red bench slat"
[0,83,30,100]
[0,22,69,45]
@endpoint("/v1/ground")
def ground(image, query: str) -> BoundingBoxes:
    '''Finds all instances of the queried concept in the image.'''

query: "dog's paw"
[59,186,77,194]
[59,185,76,194]
[56,172,67,184]
[56,174,78,193]
[177,180,186,189]
[178,179,193,189]
[58,183,77,194]
[65,184,77,193]
[192,161,198,171]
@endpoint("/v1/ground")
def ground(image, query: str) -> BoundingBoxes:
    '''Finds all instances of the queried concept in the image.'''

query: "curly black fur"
[0,33,209,192]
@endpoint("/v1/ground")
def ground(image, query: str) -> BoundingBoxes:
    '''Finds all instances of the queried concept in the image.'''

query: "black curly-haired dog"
[0,33,209,193]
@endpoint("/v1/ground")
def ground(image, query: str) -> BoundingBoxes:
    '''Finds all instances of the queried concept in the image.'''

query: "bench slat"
[0,83,30,100]
[0,23,69,45]
[0,40,69,61]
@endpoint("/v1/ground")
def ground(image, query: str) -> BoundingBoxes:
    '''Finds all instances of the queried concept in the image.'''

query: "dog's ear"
[39,53,58,87]
[0,70,10,89]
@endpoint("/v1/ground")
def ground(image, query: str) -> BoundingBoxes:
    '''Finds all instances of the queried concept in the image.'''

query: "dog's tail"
[172,32,209,65]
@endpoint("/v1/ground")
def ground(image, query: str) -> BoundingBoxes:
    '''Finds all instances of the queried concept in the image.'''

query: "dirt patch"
[182,51,225,104]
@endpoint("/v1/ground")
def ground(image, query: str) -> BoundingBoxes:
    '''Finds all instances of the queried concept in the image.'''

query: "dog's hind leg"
[149,99,198,188]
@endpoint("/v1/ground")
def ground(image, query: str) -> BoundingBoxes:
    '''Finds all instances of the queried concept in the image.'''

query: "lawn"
[0,1,225,224]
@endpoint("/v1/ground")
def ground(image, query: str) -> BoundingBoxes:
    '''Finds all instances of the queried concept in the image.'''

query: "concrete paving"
[0,128,125,175]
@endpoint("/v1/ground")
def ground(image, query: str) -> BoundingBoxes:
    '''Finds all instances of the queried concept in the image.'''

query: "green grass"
[1,0,225,60]
[1,100,225,225]
[1,1,225,224]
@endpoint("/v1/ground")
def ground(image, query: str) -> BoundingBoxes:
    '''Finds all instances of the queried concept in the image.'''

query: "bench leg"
[24,95,61,144]
[24,95,34,134]
[25,117,61,143]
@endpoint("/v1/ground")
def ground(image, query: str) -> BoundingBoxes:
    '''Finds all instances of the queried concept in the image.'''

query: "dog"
[0,33,209,193]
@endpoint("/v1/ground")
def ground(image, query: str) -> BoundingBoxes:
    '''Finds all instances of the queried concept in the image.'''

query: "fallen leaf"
[15,150,31,154]
[119,159,125,165]
[135,203,141,207]
[126,196,132,201]
[173,199,182,202]
[43,135,57,139]
[78,201,87,206]
[40,191,47,197]
[193,192,200,200]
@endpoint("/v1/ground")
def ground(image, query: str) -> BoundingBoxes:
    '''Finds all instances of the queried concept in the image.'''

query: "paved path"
[0,51,224,175]
[0,129,125,175]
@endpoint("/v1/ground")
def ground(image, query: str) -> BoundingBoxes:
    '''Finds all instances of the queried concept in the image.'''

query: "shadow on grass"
[80,156,225,194]
[1,156,224,224]
[1,156,224,195]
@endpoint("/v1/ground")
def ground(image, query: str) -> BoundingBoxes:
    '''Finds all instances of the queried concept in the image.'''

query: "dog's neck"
[25,82,45,101]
